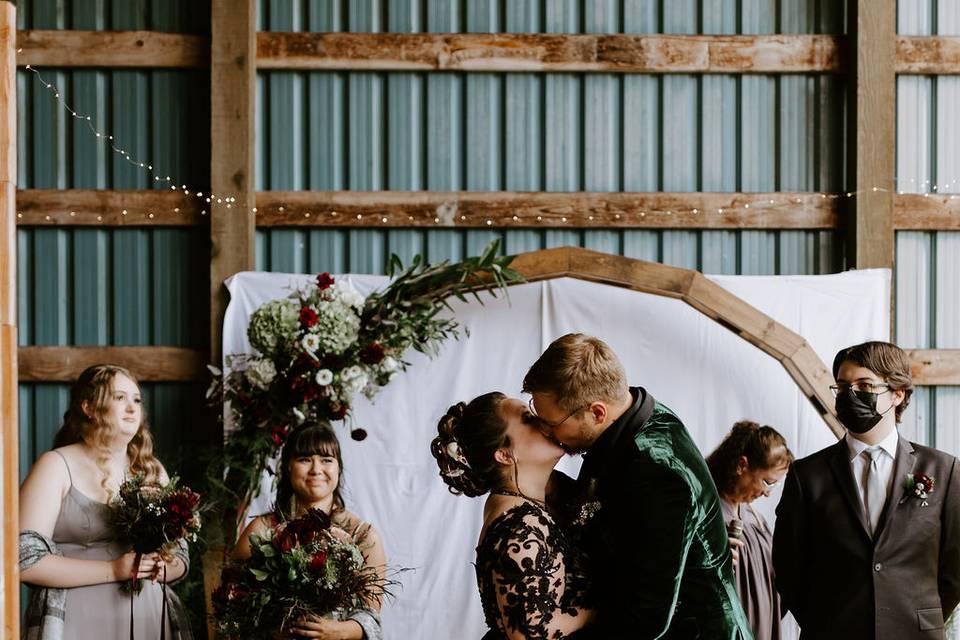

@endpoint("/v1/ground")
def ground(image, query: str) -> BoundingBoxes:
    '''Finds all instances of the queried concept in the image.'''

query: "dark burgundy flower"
[321,354,344,370]
[316,273,335,290]
[302,385,319,403]
[274,530,296,553]
[299,306,319,328]
[359,343,385,364]
[309,551,328,572]
[296,352,321,370]
[270,425,290,446]
[327,402,348,421]
[351,428,368,442]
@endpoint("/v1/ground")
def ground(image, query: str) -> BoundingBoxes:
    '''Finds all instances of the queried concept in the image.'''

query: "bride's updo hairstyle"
[431,392,510,497]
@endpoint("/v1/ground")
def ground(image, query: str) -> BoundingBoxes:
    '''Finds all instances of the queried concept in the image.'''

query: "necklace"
[492,488,546,506]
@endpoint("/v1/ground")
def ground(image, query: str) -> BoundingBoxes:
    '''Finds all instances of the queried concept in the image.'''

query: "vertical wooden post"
[208,0,255,635]
[0,2,17,638]
[847,0,896,274]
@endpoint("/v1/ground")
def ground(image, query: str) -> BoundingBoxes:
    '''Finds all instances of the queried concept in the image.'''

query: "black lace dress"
[475,499,594,639]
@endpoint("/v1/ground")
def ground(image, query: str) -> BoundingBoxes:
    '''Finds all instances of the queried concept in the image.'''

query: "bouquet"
[107,474,202,593]
[208,240,522,531]
[212,508,391,638]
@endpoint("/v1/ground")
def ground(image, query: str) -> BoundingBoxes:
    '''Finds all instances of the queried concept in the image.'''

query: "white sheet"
[223,268,890,640]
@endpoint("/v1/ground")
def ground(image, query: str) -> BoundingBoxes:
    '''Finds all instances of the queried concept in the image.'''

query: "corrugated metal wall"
[16,0,209,478]
[255,0,845,276]
[895,0,960,454]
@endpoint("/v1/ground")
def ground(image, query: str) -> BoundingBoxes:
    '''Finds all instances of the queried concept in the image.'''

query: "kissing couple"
[431,333,752,639]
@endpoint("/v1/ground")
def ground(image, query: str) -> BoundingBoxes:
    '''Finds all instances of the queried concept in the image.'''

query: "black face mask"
[835,388,891,434]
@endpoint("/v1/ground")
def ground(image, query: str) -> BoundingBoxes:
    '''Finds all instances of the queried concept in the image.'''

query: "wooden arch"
[505,247,844,439]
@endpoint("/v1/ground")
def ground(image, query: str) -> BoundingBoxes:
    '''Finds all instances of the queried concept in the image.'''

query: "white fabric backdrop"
[223,268,890,640]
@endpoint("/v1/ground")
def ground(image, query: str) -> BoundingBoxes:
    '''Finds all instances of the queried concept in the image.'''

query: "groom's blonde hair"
[523,333,628,413]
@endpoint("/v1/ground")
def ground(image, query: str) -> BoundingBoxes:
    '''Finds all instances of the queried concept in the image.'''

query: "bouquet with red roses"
[107,474,202,593]
[212,508,391,639]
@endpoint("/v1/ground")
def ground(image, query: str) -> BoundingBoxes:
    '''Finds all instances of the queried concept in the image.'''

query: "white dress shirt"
[846,429,900,514]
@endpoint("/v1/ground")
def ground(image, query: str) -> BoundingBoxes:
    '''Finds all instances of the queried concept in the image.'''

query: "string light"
[16,64,960,227]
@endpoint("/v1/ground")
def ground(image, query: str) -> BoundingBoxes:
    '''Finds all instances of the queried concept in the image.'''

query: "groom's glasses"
[527,398,587,428]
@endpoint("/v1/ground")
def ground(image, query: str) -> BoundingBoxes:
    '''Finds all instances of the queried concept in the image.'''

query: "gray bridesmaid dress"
[50,451,185,640]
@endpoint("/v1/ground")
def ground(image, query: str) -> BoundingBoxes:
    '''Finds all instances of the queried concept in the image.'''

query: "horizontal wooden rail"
[896,36,960,74]
[16,189,205,226]
[257,32,843,73]
[908,349,960,386]
[18,346,208,382]
[893,193,960,230]
[255,191,841,229]
[17,30,208,68]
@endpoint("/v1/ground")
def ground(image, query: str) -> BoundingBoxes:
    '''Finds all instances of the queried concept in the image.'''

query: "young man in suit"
[525,333,751,639]
[773,341,960,639]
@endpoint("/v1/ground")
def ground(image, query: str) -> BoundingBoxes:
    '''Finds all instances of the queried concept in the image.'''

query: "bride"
[431,392,595,639]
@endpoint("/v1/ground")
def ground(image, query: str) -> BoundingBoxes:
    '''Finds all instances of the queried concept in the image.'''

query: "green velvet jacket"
[575,387,753,639]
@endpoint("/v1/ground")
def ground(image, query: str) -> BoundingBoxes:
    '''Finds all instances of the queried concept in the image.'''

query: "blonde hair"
[522,333,628,413]
[53,364,164,495]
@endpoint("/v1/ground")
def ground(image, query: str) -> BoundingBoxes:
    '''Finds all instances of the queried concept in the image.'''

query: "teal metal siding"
[16,1,211,484]
[256,0,845,276]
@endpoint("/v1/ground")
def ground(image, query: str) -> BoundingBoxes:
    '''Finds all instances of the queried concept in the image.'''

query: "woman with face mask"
[773,341,960,640]
[707,421,793,640]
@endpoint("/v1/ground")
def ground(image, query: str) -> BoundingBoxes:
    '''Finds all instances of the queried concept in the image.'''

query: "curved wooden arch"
[505,247,844,438]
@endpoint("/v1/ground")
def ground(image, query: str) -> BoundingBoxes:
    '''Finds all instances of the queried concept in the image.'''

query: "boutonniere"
[574,500,602,526]
[904,472,936,507]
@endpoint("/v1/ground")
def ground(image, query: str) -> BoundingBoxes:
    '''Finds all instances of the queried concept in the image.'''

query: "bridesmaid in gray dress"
[19,364,191,640]
[707,420,794,640]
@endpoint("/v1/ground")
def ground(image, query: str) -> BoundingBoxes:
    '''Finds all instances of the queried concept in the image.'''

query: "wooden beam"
[210,0,256,366]
[894,193,960,230]
[847,0,896,271]
[0,3,16,636]
[256,191,841,229]
[896,36,960,74]
[257,32,842,74]
[17,346,207,382]
[17,30,207,68]
[15,189,205,226]
[908,349,960,386]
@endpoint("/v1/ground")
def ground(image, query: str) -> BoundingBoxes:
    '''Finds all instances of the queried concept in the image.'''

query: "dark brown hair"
[53,364,163,493]
[832,341,914,423]
[522,333,628,413]
[707,420,794,497]
[275,421,346,520]
[430,392,510,497]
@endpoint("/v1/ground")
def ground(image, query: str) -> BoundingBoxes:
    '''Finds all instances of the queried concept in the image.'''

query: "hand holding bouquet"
[213,508,391,639]
[107,474,202,593]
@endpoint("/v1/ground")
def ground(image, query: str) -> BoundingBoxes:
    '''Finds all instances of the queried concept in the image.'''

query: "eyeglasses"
[761,478,779,490]
[829,381,891,397]
[527,397,587,429]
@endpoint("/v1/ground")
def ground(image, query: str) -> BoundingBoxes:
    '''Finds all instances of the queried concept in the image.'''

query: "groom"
[525,333,751,639]
[773,341,960,639]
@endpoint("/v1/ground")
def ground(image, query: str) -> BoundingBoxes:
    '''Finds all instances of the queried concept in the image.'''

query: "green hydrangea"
[247,298,300,356]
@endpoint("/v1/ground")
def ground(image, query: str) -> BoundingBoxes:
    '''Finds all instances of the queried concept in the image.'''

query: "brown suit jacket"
[773,437,960,640]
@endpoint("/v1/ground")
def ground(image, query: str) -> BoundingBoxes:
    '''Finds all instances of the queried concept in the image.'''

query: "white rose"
[315,369,334,386]
[341,365,364,381]
[346,373,368,393]
[381,356,399,373]
[301,334,320,353]
[292,407,306,424]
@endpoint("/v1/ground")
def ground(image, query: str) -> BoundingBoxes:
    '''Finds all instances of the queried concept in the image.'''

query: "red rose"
[327,402,348,421]
[316,273,335,290]
[270,425,290,446]
[274,530,296,553]
[359,343,385,364]
[299,306,319,328]
[309,551,328,572]
[302,385,319,403]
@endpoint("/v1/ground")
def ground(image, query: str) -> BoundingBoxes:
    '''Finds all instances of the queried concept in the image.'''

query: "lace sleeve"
[488,508,592,639]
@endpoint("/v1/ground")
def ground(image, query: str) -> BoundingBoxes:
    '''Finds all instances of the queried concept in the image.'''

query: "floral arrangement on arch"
[208,240,521,531]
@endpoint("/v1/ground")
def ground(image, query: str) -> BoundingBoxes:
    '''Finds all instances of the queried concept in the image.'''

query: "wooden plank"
[257,32,842,74]
[848,0,896,270]
[782,344,845,438]
[908,349,960,386]
[256,191,841,229]
[894,193,960,230]
[210,0,256,366]
[17,346,208,382]
[0,4,17,636]
[17,30,208,68]
[16,189,205,226]
[896,36,960,75]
